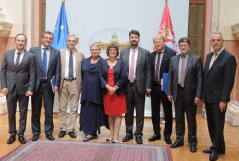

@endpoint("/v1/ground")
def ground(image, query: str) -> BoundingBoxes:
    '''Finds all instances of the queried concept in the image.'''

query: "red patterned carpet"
[0,140,172,161]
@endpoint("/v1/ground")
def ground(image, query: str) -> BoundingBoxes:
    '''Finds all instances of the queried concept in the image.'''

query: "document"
[161,73,168,92]
[51,76,56,93]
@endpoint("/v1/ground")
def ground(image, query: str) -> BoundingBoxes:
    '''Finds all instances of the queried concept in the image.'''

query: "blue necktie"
[42,48,47,78]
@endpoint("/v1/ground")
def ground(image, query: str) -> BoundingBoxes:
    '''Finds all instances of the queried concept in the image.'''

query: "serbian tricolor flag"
[158,2,178,53]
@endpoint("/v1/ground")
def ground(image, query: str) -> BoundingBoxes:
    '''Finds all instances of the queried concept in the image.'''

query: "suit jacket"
[100,59,128,96]
[1,49,36,94]
[202,49,237,103]
[150,49,176,86]
[29,46,61,92]
[119,47,152,94]
[167,53,203,103]
[59,49,85,94]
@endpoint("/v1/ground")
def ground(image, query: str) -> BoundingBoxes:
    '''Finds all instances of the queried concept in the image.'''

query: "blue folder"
[161,73,168,92]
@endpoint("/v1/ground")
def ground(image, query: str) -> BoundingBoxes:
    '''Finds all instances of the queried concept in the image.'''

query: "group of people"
[1,29,236,161]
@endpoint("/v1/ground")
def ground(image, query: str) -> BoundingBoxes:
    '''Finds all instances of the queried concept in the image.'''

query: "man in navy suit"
[202,32,237,161]
[119,30,152,144]
[167,37,203,152]
[148,34,176,144]
[1,33,36,144]
[30,31,61,141]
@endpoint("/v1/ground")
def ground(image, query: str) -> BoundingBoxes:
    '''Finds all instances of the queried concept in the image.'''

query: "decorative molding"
[226,101,239,126]
[231,23,239,39]
[0,21,12,37]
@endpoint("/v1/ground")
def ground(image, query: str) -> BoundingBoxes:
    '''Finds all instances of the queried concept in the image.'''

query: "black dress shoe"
[135,137,143,144]
[68,131,77,138]
[18,136,26,144]
[32,135,39,141]
[165,137,172,144]
[7,135,16,144]
[148,135,161,142]
[190,145,197,153]
[46,134,55,141]
[203,149,211,154]
[58,130,66,138]
[209,152,219,161]
[122,135,133,142]
[170,142,183,148]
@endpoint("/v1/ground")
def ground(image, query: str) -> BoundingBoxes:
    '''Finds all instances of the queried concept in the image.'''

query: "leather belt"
[41,79,47,83]
[64,78,76,81]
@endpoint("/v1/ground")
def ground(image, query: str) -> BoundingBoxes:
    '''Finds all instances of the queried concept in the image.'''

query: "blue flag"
[51,1,69,49]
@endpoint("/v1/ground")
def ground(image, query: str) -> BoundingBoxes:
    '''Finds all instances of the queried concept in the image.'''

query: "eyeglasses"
[109,49,116,52]
[67,40,76,43]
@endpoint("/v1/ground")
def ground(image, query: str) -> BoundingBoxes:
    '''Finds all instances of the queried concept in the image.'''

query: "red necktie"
[15,52,21,69]
[180,55,186,87]
[129,50,135,83]
[154,52,161,81]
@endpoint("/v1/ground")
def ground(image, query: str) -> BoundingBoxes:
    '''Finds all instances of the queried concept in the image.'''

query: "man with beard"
[119,30,152,144]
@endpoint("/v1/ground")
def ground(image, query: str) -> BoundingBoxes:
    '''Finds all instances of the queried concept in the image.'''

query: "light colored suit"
[119,47,152,137]
[1,49,36,136]
[30,46,61,136]
[58,49,84,132]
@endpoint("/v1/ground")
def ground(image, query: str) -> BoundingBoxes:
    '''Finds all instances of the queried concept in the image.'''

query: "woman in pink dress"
[100,44,128,143]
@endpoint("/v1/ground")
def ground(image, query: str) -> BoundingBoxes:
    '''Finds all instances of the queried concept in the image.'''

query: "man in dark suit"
[167,37,203,152]
[119,30,152,144]
[30,31,61,141]
[202,32,237,161]
[149,34,176,144]
[58,34,84,138]
[1,33,36,144]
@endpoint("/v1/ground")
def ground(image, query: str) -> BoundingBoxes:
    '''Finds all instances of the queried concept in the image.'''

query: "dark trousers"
[205,100,226,153]
[6,86,29,136]
[151,83,172,138]
[174,86,197,145]
[125,82,145,137]
[31,82,55,136]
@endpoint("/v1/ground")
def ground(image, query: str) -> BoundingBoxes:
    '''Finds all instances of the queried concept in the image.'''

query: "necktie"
[42,48,47,78]
[15,52,21,70]
[129,50,135,83]
[180,55,186,88]
[154,52,161,81]
[209,52,217,69]
[68,52,74,79]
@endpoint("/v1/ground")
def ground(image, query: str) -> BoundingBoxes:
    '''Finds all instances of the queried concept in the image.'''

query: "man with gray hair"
[202,32,236,161]
[58,34,85,138]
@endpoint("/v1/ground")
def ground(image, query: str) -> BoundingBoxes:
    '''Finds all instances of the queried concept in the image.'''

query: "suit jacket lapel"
[176,55,180,77]
[18,51,27,70]
[48,48,54,72]
[11,50,16,71]
[210,50,224,70]
[36,47,42,71]
[125,48,130,69]
[185,53,193,76]
[61,49,66,77]
[136,47,141,68]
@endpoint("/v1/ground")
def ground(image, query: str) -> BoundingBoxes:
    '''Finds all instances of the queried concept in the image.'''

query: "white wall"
[46,0,189,116]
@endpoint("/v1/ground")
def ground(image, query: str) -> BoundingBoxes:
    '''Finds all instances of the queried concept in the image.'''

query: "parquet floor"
[0,111,238,161]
